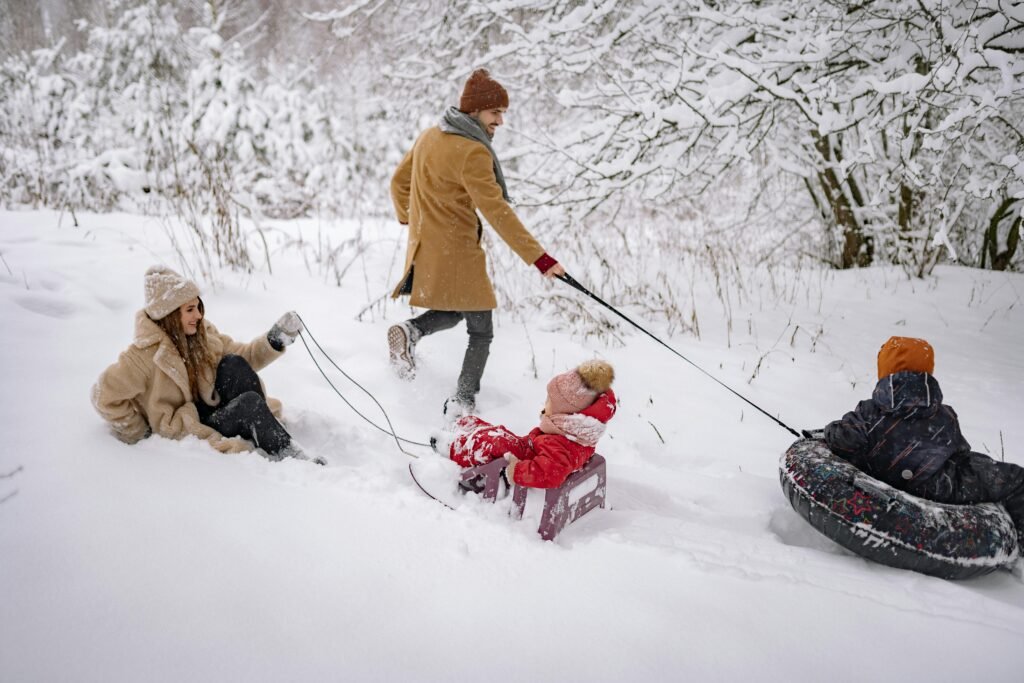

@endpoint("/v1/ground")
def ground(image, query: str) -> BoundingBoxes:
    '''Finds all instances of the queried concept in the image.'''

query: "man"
[387,68,564,415]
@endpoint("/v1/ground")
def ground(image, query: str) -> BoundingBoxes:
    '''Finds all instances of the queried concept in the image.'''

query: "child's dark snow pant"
[912,451,1024,539]
[197,354,292,456]
[409,310,493,402]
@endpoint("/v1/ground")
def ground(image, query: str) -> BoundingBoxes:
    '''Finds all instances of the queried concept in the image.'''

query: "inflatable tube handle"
[853,474,899,511]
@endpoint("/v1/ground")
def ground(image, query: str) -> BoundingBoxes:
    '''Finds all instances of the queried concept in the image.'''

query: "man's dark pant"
[409,310,493,402]
[196,354,292,455]
[912,451,1024,538]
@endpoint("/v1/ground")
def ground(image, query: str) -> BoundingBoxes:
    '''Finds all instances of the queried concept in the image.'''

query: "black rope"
[556,273,801,439]
[294,314,430,457]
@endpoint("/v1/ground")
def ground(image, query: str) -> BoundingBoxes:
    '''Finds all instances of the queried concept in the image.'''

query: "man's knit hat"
[144,265,201,320]
[877,336,934,379]
[459,69,509,113]
[546,360,615,415]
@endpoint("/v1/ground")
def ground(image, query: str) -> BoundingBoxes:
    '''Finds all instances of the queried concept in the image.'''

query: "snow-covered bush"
[315,0,1024,277]
[1,0,1021,293]
[0,0,399,273]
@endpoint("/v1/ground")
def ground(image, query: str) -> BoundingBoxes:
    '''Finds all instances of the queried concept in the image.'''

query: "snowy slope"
[1,209,1022,682]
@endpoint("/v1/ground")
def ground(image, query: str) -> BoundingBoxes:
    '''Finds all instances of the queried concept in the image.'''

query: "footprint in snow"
[767,506,850,556]
[14,294,78,319]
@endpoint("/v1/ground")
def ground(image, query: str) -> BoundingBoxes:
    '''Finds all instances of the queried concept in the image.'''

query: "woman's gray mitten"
[268,311,303,350]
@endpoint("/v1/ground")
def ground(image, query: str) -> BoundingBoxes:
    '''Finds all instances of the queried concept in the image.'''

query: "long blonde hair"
[154,298,216,400]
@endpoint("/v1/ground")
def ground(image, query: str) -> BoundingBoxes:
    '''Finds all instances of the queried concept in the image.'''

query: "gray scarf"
[439,106,510,202]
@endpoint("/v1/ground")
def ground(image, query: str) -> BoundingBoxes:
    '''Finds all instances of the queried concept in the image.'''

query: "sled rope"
[408,463,456,510]
[556,273,801,439]
[295,314,430,457]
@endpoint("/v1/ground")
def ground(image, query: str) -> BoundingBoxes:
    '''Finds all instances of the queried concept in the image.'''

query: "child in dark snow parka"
[446,360,617,489]
[824,336,1024,540]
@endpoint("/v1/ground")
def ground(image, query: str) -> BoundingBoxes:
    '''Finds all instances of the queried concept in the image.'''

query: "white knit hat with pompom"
[144,266,201,320]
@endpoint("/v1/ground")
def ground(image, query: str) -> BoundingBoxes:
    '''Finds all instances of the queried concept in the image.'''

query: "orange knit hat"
[459,69,509,113]
[877,336,934,379]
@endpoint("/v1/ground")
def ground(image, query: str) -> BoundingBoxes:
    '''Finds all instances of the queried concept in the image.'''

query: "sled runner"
[780,438,1020,580]
[465,455,608,541]
[410,454,608,541]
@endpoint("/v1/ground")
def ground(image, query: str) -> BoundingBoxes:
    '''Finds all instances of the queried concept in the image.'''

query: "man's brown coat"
[390,126,545,311]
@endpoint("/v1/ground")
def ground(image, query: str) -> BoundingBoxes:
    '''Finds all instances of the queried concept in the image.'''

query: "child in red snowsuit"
[445,360,616,489]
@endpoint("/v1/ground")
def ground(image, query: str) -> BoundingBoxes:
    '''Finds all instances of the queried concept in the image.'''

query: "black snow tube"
[780,439,1020,580]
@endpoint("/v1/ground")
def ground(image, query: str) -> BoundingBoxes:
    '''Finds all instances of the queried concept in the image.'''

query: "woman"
[92,265,316,462]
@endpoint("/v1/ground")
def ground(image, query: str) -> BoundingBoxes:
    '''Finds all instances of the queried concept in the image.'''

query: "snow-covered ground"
[1,209,1022,682]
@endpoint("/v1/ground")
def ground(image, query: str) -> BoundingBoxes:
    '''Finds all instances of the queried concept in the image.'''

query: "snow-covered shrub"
[0,0,400,273]
[2,0,1021,306]
[315,0,1024,278]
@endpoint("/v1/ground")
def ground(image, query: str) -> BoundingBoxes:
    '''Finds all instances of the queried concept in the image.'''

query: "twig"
[0,465,23,479]
[355,293,388,322]
[255,227,273,275]
[0,465,20,506]
[648,421,666,444]
[521,321,538,380]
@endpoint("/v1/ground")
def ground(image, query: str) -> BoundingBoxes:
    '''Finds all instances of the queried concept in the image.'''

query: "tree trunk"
[982,198,1022,271]
[813,133,871,268]
[898,183,916,233]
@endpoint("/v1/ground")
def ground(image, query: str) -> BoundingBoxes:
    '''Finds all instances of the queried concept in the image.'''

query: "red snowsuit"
[448,390,617,489]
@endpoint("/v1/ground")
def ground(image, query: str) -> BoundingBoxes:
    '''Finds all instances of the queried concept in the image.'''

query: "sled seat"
[461,454,608,541]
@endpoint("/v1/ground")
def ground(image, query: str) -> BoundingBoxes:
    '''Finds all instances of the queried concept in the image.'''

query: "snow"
[1,209,1023,681]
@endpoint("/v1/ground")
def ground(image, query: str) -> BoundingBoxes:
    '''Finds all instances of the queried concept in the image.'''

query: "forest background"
[2,0,1022,328]
[2,5,1023,679]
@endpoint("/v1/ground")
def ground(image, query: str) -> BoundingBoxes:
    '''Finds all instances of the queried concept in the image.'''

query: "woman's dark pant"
[409,310,493,401]
[197,355,292,456]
